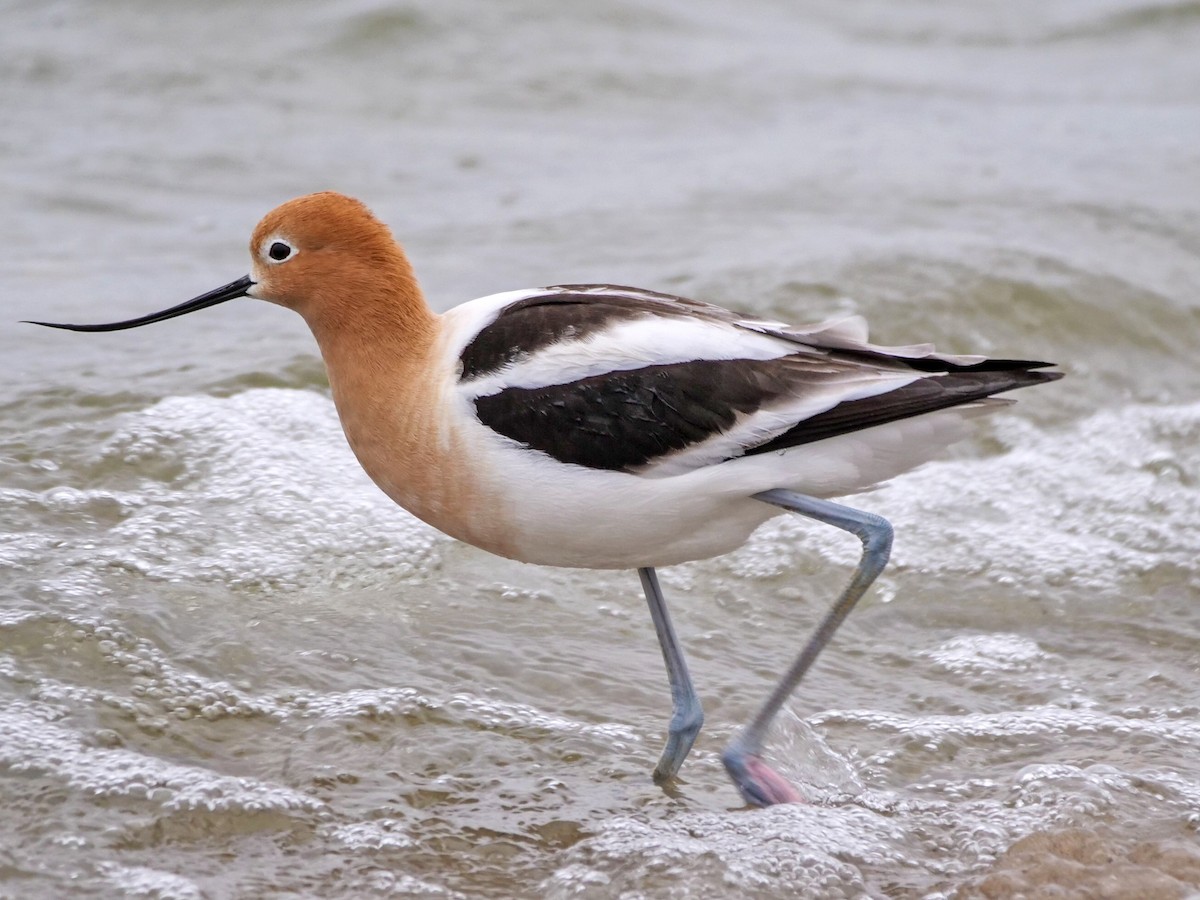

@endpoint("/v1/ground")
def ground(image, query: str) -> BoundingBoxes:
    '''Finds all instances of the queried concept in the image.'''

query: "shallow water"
[3,0,1200,897]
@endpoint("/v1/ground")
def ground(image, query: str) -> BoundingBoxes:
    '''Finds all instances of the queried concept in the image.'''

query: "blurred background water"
[3,0,1200,896]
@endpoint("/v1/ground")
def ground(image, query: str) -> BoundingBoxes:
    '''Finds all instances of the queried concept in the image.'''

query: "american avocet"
[30,192,1061,806]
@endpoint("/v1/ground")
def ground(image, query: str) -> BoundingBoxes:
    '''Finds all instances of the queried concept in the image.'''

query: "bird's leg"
[638,566,704,784]
[722,489,893,807]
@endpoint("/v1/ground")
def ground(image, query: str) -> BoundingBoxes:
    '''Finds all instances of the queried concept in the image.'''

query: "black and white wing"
[456,285,1060,477]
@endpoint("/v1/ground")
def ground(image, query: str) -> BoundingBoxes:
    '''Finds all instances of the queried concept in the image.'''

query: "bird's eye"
[267,240,294,262]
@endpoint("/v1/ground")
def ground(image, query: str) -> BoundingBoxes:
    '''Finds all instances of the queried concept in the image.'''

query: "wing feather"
[458,285,1061,476]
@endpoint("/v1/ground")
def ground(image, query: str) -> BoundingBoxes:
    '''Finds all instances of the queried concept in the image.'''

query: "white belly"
[449,404,988,570]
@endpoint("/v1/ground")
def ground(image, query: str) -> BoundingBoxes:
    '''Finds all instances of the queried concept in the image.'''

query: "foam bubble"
[922,633,1050,674]
[96,863,205,900]
[322,818,416,851]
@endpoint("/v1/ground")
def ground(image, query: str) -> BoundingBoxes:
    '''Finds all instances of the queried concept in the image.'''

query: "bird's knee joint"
[670,703,704,739]
[859,516,893,555]
[872,518,894,552]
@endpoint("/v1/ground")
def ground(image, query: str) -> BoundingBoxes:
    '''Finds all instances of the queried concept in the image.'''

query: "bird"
[28,191,1061,807]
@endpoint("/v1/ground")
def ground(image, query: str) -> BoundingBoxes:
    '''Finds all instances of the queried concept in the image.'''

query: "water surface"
[3,1,1200,896]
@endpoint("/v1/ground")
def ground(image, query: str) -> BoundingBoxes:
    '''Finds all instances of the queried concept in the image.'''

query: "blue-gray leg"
[638,566,704,783]
[722,490,894,807]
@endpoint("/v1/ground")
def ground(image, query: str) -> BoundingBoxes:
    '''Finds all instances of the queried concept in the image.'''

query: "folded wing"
[458,285,1060,477]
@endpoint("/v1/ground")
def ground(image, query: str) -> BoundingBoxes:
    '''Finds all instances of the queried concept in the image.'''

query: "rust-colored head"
[26,192,431,339]
[247,192,419,321]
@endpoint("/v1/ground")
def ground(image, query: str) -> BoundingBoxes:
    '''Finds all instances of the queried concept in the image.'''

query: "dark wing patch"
[473,358,811,472]
[474,359,1062,474]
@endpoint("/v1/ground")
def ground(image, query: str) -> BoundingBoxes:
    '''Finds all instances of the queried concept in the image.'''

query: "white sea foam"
[18,389,447,596]
[0,700,322,814]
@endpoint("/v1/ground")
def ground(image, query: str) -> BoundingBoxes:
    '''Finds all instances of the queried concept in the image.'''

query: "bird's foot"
[722,748,804,807]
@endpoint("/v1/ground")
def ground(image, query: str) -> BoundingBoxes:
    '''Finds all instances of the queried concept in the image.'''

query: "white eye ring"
[263,237,296,264]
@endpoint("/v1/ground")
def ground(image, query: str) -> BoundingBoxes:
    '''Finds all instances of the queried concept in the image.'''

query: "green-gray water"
[3,1,1200,896]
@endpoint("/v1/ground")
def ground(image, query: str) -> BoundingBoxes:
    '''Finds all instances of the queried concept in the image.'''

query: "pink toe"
[743,756,805,805]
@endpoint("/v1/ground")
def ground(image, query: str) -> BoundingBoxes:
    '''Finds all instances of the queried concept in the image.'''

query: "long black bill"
[24,275,255,333]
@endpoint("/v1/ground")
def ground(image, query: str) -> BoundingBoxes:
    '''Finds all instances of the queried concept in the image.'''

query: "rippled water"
[4,1,1200,897]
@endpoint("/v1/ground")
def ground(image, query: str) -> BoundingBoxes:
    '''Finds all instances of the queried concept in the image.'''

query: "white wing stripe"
[463,315,805,399]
